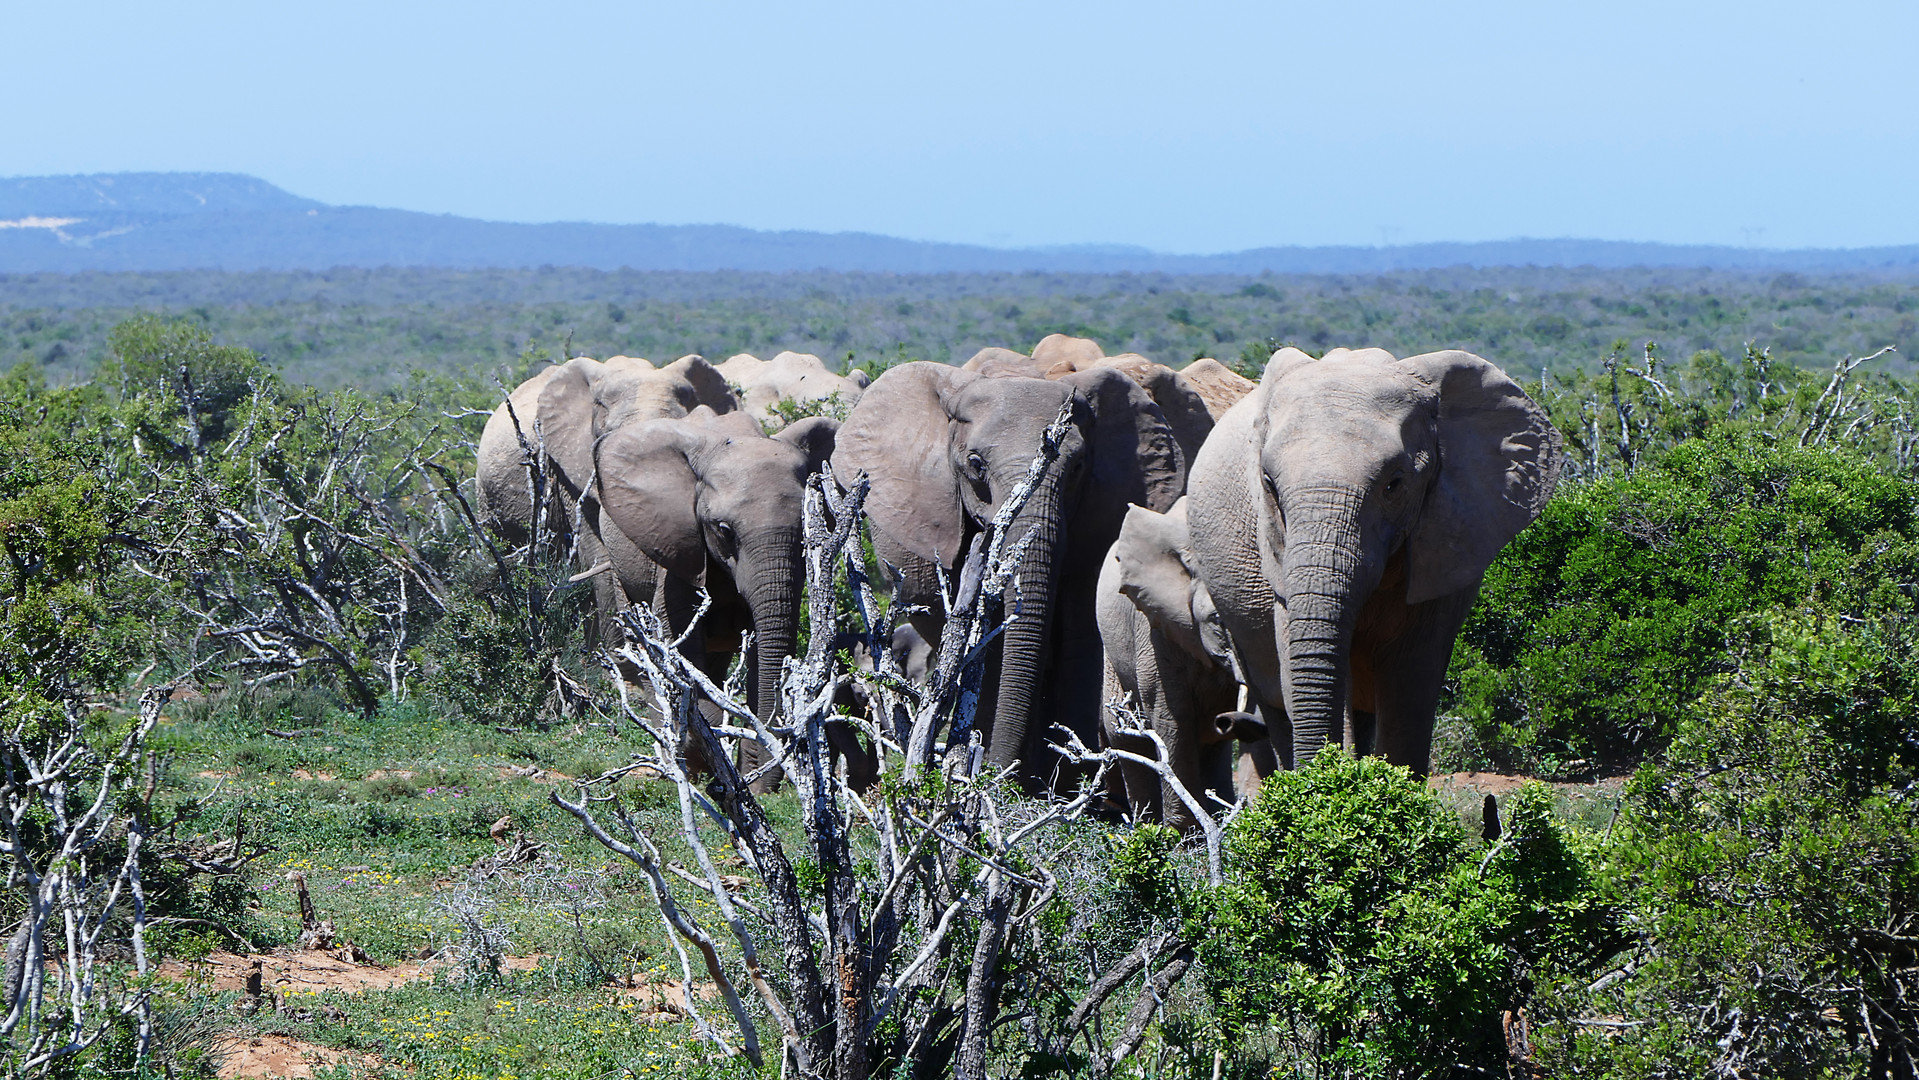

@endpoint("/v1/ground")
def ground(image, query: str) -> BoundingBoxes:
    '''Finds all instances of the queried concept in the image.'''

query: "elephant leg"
[1346,649,1377,755]
[828,720,879,793]
[1366,593,1474,776]
[655,574,728,778]
[1093,659,1135,818]
[1047,596,1107,798]
[1258,698,1294,772]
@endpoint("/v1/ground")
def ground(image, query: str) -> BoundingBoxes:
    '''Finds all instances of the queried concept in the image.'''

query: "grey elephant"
[473,354,738,638]
[831,360,1187,792]
[715,351,870,429]
[963,335,1220,466]
[593,409,839,787]
[1186,347,1561,774]
[1097,497,1264,831]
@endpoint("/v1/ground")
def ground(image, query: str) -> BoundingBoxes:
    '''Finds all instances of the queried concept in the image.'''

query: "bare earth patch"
[1431,771,1531,796]
[1431,771,1629,796]
[163,949,549,995]
[216,1033,374,1079]
[289,769,336,781]
[494,764,572,783]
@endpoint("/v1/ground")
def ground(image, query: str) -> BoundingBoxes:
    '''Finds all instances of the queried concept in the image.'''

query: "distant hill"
[5,172,1919,276]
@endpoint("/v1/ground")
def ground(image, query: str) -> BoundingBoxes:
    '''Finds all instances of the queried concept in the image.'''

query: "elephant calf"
[1097,498,1263,831]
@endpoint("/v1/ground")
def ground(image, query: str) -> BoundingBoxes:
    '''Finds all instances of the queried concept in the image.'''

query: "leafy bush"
[1203,749,1617,1078]
[1535,611,1919,1077]
[1448,431,1919,771]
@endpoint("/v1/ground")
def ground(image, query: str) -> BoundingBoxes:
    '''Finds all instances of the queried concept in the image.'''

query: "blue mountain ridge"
[4,172,1918,276]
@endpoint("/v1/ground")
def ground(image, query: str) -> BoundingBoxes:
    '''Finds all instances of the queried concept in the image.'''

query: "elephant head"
[594,414,838,723]
[1241,347,1560,769]
[833,361,1185,788]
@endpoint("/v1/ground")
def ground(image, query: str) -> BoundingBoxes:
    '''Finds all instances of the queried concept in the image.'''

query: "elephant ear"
[832,362,967,565]
[1115,500,1206,661]
[775,416,838,476]
[662,355,737,414]
[1400,350,1563,604]
[1058,367,1186,517]
[595,419,711,581]
[534,357,606,498]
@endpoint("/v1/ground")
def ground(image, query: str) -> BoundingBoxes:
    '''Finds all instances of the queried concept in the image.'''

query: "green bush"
[1448,431,1919,772]
[1203,748,1617,1078]
[1535,611,1919,1077]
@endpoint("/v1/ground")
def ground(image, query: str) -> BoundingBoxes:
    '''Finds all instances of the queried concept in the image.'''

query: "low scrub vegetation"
[2,316,1917,1077]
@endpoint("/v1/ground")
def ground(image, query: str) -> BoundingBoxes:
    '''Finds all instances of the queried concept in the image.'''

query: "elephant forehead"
[701,438,810,490]
[1273,364,1433,422]
[949,376,1072,427]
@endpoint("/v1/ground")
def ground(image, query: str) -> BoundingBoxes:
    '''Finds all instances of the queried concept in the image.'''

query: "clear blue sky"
[6,1,1915,252]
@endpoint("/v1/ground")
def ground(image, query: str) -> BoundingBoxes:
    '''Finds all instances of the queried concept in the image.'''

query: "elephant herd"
[473,336,1562,826]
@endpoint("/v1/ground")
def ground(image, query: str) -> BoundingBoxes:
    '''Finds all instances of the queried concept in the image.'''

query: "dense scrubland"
[5,266,1918,388]
[2,278,1917,1078]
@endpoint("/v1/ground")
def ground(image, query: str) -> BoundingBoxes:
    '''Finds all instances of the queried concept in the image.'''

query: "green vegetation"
[5,305,1919,1076]
[1448,342,1919,773]
[5,266,1917,389]
[1202,754,1616,1077]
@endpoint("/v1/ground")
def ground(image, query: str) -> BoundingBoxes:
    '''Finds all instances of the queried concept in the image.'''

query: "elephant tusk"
[567,561,613,583]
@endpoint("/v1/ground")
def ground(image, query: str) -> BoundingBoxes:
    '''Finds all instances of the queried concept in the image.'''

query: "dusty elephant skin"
[1186,347,1561,775]
[473,354,739,642]
[1097,497,1260,831]
[715,350,869,427]
[832,358,1188,793]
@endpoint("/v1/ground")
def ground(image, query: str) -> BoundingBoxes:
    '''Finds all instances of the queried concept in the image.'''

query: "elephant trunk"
[983,478,1064,781]
[742,526,803,722]
[1279,485,1371,767]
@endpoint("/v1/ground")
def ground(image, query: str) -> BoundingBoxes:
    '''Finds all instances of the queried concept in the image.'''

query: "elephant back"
[721,350,867,428]
[962,346,1049,378]
[1176,358,1257,422]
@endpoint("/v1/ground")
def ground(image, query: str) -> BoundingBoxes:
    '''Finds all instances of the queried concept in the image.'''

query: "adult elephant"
[594,410,839,788]
[473,355,737,631]
[832,361,1187,792]
[1097,498,1264,831]
[963,335,1227,467]
[1187,347,1561,774]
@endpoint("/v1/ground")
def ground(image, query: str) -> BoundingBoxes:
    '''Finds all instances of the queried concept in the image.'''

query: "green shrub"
[1204,748,1617,1078]
[1536,611,1919,1077]
[1448,431,1919,771]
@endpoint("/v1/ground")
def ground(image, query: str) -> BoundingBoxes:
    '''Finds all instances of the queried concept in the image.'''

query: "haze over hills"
[5,172,1919,277]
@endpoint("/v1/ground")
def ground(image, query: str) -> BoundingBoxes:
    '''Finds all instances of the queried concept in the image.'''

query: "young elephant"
[594,412,838,789]
[1096,498,1263,831]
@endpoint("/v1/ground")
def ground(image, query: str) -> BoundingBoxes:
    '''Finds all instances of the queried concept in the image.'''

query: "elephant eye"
[1385,475,1404,495]
[712,521,736,553]
[966,450,988,479]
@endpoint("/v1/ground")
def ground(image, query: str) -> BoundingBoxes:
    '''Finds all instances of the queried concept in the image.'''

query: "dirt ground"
[163,947,544,995]
[215,1033,373,1079]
